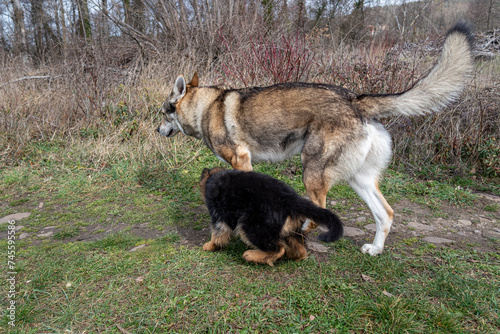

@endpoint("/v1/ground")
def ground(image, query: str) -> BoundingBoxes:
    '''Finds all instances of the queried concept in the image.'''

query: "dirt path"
[3,192,499,255]
[339,193,500,254]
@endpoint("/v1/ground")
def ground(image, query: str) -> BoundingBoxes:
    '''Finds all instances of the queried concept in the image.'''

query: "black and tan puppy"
[199,167,343,266]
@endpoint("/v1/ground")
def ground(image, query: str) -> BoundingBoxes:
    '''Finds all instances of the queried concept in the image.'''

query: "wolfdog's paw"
[361,243,383,256]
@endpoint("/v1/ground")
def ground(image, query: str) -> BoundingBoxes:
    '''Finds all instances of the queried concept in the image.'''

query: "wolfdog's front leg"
[219,145,253,171]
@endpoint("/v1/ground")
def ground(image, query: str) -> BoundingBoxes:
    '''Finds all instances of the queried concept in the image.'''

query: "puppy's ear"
[172,75,186,102]
[188,72,199,87]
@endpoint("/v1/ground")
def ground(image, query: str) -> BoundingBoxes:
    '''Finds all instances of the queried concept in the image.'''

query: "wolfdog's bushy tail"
[354,21,474,119]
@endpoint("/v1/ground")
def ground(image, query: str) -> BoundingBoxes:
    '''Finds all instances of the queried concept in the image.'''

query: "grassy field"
[1,137,499,333]
[1,2,499,332]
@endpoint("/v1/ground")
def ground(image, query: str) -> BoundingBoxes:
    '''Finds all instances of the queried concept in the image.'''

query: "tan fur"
[202,221,232,251]
[160,25,474,256]
[242,248,286,266]
[281,216,302,237]
[284,237,308,261]
[234,225,255,250]
[199,167,226,203]
[375,181,394,222]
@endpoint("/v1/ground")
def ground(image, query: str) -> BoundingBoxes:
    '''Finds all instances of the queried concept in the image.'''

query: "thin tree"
[262,0,274,27]
[30,0,44,59]
[11,0,27,54]
[76,0,92,39]
[123,0,145,33]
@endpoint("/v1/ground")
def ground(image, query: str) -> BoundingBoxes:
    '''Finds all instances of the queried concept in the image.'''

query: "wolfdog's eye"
[165,102,177,114]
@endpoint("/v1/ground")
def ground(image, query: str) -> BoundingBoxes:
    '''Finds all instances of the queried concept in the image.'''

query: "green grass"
[53,226,80,240]
[1,139,499,333]
[485,204,499,212]
[3,237,499,333]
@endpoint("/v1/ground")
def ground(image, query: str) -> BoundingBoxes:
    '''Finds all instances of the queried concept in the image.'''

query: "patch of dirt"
[177,225,210,247]
[24,222,169,246]
[176,204,211,247]
[280,165,300,178]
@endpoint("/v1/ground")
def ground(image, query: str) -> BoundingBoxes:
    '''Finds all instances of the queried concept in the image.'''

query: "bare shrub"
[214,30,317,87]
[388,73,500,178]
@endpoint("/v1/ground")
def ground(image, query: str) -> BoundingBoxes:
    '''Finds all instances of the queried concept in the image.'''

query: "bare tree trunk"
[131,0,146,33]
[76,0,92,39]
[190,0,203,27]
[487,0,493,30]
[123,0,131,27]
[179,0,188,24]
[228,0,235,23]
[123,0,145,33]
[100,0,110,38]
[0,19,7,51]
[31,0,44,59]
[11,0,27,54]
[262,0,274,26]
[296,0,306,29]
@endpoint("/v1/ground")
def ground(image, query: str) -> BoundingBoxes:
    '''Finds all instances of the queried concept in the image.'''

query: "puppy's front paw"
[203,241,217,252]
[361,243,383,256]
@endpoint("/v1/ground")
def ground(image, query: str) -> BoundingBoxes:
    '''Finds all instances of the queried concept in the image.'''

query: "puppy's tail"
[353,22,474,119]
[295,200,344,243]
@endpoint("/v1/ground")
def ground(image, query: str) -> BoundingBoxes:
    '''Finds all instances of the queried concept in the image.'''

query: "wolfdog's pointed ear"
[188,72,199,87]
[172,75,186,102]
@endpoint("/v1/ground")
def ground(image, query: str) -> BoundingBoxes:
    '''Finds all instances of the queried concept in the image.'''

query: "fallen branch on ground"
[0,75,62,88]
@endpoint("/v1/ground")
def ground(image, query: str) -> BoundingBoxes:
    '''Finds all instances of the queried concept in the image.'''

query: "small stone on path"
[423,236,454,244]
[408,222,435,232]
[458,219,472,227]
[19,233,29,239]
[479,217,491,224]
[306,240,328,253]
[343,226,365,237]
[477,193,500,203]
[364,224,377,232]
[483,230,500,239]
[0,212,31,224]
[354,216,367,224]
[37,231,54,238]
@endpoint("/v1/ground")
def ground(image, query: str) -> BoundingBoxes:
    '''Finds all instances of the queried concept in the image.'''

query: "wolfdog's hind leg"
[348,177,393,256]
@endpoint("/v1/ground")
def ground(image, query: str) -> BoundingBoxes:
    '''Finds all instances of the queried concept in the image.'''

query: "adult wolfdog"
[157,23,474,255]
